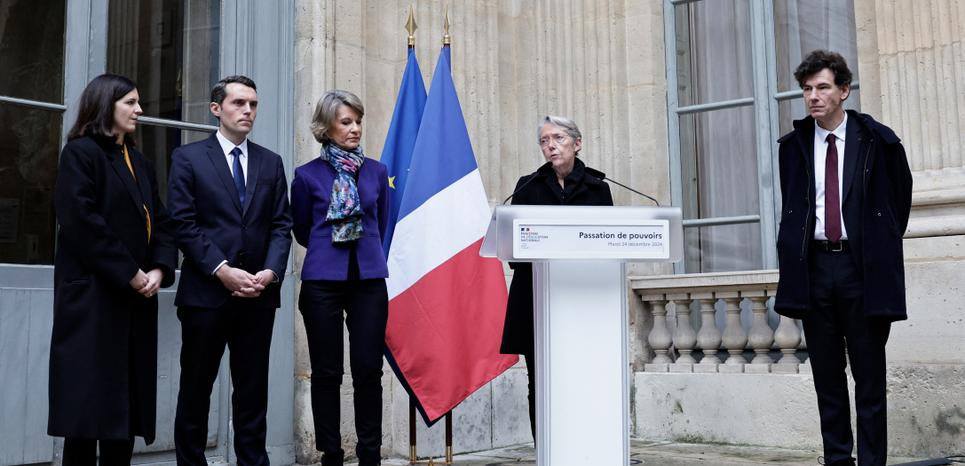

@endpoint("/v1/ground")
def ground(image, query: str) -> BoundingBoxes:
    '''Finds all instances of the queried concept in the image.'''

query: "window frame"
[663,0,859,273]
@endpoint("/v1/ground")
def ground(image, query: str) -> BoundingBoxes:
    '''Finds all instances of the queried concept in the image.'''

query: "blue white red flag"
[384,47,518,423]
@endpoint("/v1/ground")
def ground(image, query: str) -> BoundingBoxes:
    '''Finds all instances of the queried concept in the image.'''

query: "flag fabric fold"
[384,47,518,424]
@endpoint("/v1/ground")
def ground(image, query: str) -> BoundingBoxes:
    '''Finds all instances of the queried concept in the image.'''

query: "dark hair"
[794,50,853,88]
[210,75,257,105]
[67,73,137,143]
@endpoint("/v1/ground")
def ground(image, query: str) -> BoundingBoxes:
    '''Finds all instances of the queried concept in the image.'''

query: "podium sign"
[513,219,670,260]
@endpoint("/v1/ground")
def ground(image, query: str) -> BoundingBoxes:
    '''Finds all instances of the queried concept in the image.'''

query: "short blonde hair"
[310,90,365,144]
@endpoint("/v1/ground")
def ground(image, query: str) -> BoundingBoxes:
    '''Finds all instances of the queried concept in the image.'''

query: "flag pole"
[404,6,421,463]
[406,4,417,49]
[441,9,455,464]
[442,6,451,46]
[442,5,452,464]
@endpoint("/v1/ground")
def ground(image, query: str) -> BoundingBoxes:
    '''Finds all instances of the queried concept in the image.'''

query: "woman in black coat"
[48,74,177,465]
[499,115,613,438]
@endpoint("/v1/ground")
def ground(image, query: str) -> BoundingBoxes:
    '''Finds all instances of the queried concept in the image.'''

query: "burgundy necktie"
[824,133,841,242]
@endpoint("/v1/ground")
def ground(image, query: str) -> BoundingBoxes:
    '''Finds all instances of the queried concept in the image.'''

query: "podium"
[481,205,682,466]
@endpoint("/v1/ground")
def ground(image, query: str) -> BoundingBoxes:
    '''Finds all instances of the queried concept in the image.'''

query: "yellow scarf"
[122,144,152,243]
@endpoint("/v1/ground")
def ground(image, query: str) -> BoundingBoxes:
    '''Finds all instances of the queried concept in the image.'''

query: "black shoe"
[818,457,856,466]
[321,449,345,466]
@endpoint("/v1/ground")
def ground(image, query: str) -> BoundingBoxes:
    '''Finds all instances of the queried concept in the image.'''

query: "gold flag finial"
[405,5,417,48]
[442,6,451,45]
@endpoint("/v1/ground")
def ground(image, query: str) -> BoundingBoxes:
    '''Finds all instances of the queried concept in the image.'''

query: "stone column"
[855,0,965,241]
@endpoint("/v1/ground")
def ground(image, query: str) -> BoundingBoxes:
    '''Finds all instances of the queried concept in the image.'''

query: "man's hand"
[138,268,164,298]
[253,270,275,287]
[216,265,260,297]
[231,270,273,298]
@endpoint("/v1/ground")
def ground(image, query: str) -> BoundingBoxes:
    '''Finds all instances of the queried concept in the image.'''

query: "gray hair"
[538,115,582,144]
[310,90,365,144]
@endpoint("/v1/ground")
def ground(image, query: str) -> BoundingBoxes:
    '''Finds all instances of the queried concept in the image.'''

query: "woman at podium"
[499,115,613,439]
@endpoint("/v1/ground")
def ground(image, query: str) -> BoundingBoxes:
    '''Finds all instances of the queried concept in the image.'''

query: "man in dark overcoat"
[774,50,912,466]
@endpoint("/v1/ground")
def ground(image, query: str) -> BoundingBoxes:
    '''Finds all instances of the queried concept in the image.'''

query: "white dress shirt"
[212,131,249,275]
[215,130,249,184]
[813,112,848,241]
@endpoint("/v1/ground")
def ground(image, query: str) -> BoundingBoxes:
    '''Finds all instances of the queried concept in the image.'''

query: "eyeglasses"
[539,134,570,147]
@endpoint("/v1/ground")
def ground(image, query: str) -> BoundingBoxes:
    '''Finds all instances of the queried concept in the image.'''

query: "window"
[0,0,66,264]
[665,0,860,273]
[107,0,221,199]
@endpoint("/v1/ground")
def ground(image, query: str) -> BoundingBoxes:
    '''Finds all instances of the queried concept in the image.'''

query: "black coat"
[499,159,614,355]
[49,135,177,443]
[774,110,912,321]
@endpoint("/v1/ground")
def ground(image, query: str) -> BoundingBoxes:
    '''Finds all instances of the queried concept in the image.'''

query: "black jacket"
[499,159,614,354]
[774,110,912,321]
[49,135,178,443]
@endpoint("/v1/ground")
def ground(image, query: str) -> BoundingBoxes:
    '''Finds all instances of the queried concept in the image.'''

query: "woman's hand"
[130,269,149,291]
[138,268,163,298]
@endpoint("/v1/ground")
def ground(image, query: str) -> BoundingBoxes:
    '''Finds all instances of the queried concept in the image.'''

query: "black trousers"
[804,247,891,466]
[173,301,276,466]
[299,279,388,466]
[62,438,134,466]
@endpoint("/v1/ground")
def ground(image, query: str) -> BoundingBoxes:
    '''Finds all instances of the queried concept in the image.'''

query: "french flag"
[384,47,518,423]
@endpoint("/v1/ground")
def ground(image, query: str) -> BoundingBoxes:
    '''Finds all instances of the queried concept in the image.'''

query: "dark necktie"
[824,133,841,242]
[231,147,246,207]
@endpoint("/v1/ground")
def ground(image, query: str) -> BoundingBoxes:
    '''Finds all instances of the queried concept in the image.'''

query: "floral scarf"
[322,143,365,242]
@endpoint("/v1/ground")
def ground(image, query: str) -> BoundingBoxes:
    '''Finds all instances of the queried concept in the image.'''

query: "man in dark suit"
[775,50,912,466]
[167,75,292,466]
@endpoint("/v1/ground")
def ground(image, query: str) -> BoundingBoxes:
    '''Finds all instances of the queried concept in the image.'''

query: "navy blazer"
[167,133,293,309]
[290,155,389,281]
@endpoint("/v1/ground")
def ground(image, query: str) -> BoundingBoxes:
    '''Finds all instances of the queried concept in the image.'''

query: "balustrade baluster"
[744,292,773,371]
[669,293,696,370]
[718,292,747,369]
[693,292,720,372]
[644,296,672,370]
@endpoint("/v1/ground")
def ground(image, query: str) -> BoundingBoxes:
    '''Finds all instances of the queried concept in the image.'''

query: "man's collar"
[814,111,847,142]
[215,130,249,156]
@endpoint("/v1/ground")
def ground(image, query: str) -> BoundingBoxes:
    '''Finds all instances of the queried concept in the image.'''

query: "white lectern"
[481,205,683,466]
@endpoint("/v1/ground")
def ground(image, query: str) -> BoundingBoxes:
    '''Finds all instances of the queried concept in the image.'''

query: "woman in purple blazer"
[291,90,389,466]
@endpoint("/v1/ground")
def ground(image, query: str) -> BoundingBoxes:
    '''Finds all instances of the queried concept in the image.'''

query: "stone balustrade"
[630,270,807,374]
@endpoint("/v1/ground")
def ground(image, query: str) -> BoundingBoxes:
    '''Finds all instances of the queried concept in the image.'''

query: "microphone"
[601,176,660,206]
[501,171,543,204]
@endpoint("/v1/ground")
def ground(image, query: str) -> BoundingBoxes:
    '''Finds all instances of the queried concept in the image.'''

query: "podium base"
[533,260,629,466]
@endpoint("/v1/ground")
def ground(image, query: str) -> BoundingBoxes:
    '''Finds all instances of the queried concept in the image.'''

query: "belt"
[812,240,849,253]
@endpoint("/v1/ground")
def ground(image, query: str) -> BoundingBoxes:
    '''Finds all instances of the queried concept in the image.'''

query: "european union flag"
[381,48,427,253]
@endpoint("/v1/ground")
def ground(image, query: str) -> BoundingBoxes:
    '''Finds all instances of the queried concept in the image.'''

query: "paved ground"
[347,439,943,465]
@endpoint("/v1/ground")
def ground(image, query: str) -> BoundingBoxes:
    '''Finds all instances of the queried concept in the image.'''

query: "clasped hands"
[129,268,163,298]
[216,265,274,298]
